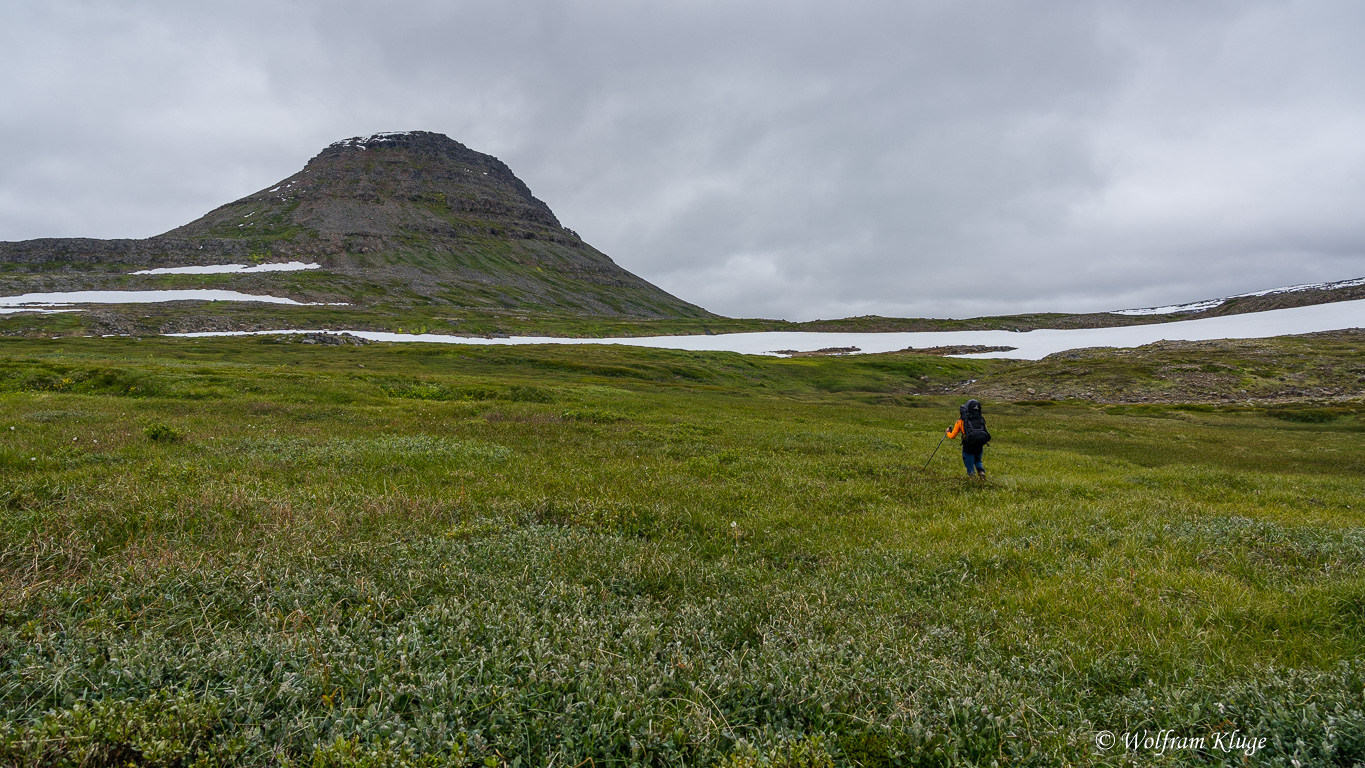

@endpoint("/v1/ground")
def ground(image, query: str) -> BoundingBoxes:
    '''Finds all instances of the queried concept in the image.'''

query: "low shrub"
[144,423,182,443]
[1272,408,1342,423]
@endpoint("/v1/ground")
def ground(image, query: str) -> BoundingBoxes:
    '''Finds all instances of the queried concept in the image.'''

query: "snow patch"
[1232,276,1365,297]
[1111,299,1225,316]
[131,262,321,275]
[328,131,413,150]
[0,290,346,307]
[169,299,1365,360]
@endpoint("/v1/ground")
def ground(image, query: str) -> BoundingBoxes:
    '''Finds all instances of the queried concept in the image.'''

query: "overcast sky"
[2,1,1363,320]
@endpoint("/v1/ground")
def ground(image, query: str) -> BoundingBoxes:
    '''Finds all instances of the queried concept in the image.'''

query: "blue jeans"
[962,447,985,475]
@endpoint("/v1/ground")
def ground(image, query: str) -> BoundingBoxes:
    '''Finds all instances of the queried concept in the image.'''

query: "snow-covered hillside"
[1112,277,1365,316]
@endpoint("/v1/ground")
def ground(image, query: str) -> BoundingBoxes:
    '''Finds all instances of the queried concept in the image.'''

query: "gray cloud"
[2,0,1363,319]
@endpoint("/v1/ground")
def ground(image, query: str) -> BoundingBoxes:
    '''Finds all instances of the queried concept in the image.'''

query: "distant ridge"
[0,131,708,318]
[1110,276,1365,318]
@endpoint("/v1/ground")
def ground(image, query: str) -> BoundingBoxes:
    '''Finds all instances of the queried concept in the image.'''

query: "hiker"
[946,399,991,479]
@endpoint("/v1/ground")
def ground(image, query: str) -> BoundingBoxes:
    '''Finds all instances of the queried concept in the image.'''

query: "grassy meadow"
[1,336,1363,766]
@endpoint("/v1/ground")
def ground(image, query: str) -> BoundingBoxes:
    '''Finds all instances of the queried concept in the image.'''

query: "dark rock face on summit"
[0,131,707,318]
[166,132,566,249]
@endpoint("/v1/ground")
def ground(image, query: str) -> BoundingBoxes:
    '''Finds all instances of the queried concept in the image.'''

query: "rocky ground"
[938,329,1365,405]
[900,344,1017,355]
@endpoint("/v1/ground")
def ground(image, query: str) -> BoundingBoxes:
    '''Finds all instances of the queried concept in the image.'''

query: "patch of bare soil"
[771,346,861,356]
[264,332,374,346]
[899,345,1018,356]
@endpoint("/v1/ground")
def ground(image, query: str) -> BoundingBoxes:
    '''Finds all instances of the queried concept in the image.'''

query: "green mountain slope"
[0,131,708,319]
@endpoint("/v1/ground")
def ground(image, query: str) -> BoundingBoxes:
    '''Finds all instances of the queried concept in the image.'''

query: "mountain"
[0,131,707,319]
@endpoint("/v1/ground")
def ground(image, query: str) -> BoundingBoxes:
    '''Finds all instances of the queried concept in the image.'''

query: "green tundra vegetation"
[1,335,1362,766]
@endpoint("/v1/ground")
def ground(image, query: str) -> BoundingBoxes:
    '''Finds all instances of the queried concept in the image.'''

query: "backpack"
[960,400,991,450]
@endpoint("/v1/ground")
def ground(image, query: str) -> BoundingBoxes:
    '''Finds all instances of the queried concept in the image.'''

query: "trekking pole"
[921,433,947,471]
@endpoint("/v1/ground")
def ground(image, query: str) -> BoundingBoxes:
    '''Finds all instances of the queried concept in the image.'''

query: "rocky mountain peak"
[167,130,562,241]
[321,130,472,156]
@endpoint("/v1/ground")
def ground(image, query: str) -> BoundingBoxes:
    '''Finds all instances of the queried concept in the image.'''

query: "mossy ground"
[1,337,1363,766]
[967,331,1365,404]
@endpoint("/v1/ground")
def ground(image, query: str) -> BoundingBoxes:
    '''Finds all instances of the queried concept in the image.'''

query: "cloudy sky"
[2,1,1363,320]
